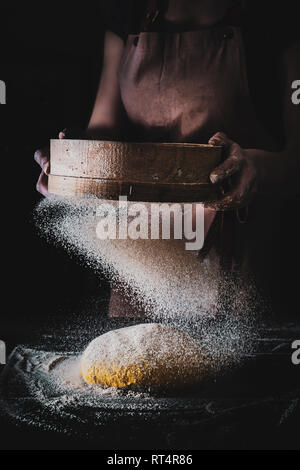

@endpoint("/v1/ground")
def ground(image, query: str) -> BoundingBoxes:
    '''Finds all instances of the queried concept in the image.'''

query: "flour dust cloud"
[34,195,260,368]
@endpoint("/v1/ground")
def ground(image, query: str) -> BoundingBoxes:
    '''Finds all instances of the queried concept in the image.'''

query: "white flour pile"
[3,343,248,437]
[34,195,258,368]
[0,346,155,435]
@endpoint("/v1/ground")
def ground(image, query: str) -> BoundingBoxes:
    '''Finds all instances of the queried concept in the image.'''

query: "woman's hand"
[206,132,258,210]
[34,130,66,197]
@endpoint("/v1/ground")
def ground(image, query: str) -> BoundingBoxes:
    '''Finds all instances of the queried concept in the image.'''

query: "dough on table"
[81,323,209,388]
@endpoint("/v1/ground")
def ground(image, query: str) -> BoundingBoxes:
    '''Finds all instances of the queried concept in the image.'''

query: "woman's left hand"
[206,132,258,210]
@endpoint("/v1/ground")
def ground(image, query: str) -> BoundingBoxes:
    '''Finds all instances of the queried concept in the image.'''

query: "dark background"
[0,3,111,352]
[0,1,300,349]
[0,1,299,451]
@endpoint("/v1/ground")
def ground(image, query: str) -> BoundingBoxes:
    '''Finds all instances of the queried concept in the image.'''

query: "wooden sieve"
[48,139,222,202]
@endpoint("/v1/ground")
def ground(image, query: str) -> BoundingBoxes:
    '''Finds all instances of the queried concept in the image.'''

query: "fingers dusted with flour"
[34,148,50,176]
[36,170,49,197]
[206,132,258,210]
[34,130,65,197]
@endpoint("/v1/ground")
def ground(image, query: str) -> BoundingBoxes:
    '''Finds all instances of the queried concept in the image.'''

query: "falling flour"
[35,196,220,319]
[33,195,259,368]
[0,195,263,435]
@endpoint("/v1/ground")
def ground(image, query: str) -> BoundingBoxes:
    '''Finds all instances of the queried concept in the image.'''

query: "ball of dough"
[81,323,209,388]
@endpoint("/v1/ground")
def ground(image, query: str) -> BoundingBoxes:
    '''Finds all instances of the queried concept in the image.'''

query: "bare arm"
[87,31,125,139]
[35,31,125,195]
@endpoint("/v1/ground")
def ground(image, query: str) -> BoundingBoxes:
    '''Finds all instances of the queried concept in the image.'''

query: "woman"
[34,0,300,315]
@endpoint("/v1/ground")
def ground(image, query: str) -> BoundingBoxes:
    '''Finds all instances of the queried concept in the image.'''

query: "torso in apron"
[109,7,281,316]
[119,25,276,150]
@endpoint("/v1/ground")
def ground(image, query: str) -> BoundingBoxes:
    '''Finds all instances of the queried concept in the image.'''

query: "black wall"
[0,3,108,345]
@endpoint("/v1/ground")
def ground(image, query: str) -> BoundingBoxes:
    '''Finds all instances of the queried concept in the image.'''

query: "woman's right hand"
[34,130,66,197]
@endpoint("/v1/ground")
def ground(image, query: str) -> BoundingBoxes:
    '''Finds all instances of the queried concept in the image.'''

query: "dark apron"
[109,1,280,317]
